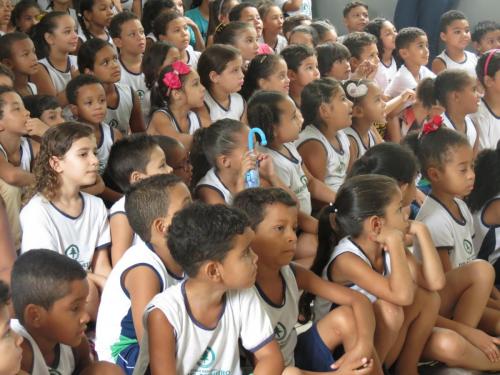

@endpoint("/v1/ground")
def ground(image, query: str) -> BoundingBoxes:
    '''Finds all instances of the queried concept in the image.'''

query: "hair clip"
[329,202,338,214]
[162,61,191,93]
[421,115,443,136]
[484,49,500,80]
[345,81,368,98]
[215,22,227,35]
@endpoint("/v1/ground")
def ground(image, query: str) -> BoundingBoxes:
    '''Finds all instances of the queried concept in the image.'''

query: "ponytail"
[30,11,67,59]
[76,0,95,42]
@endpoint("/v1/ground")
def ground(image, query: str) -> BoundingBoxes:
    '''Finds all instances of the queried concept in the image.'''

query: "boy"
[280,44,319,107]
[340,1,369,41]
[385,27,435,99]
[133,203,284,375]
[472,20,500,56]
[96,174,189,374]
[316,42,351,80]
[11,250,123,375]
[0,280,24,375]
[432,10,478,77]
[342,31,379,80]
[23,95,65,128]
[233,187,377,373]
[152,135,193,186]
[275,0,312,19]
[105,134,172,264]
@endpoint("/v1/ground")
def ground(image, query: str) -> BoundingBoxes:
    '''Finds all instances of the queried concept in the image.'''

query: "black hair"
[342,78,372,104]
[0,32,31,61]
[310,20,336,43]
[109,11,139,38]
[197,44,240,90]
[104,134,162,193]
[11,250,87,325]
[280,43,315,72]
[439,10,468,33]
[126,173,184,242]
[301,77,343,130]
[299,174,398,321]
[11,0,41,32]
[142,0,175,36]
[0,63,14,83]
[364,17,392,59]
[77,38,112,73]
[316,42,350,77]
[151,134,185,165]
[191,118,246,187]
[150,63,192,112]
[0,280,9,308]
[257,1,280,21]
[30,11,69,59]
[190,0,203,9]
[282,14,311,36]
[23,94,60,119]
[426,69,473,108]
[395,27,426,58]
[472,20,500,43]
[289,25,318,46]
[477,49,500,86]
[247,90,288,145]
[207,0,238,39]
[241,54,286,100]
[343,1,368,18]
[66,74,102,105]
[233,187,296,229]
[228,2,256,22]
[167,202,250,277]
[466,146,500,213]
[142,41,177,90]
[0,86,19,119]
[76,0,98,42]
[342,31,377,60]
[213,21,253,46]
[152,10,183,40]
[416,77,437,109]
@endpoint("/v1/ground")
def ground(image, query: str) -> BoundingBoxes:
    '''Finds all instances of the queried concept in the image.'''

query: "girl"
[78,38,145,134]
[228,2,271,55]
[310,20,337,44]
[147,61,207,151]
[197,44,246,123]
[471,50,500,150]
[206,0,239,47]
[296,78,352,193]
[11,0,41,34]
[365,18,398,92]
[213,21,258,69]
[44,0,79,26]
[240,54,289,101]
[316,42,351,80]
[30,12,79,106]
[308,174,443,375]
[342,79,385,162]
[142,0,176,49]
[76,0,114,46]
[0,0,13,35]
[20,122,112,321]
[185,0,210,42]
[153,134,193,186]
[258,2,287,53]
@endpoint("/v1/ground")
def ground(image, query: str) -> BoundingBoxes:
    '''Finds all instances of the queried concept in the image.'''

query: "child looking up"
[287,25,317,48]
[0,280,24,375]
[342,1,369,36]
[228,2,271,54]
[472,21,500,55]
[342,31,379,80]
[241,54,290,101]
[142,0,176,48]
[76,0,114,46]
[152,135,193,186]
[213,21,259,68]
[316,42,351,81]
[23,94,65,128]
[311,20,337,44]
[11,0,41,34]
[258,2,286,53]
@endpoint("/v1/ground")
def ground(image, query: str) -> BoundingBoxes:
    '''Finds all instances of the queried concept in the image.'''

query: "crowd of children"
[0,0,499,374]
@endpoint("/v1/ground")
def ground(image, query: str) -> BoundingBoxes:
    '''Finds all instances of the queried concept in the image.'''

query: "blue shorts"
[116,344,140,375]
[294,323,338,372]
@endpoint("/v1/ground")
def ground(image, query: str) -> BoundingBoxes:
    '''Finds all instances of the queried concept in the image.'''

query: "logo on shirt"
[109,118,119,129]
[65,245,80,260]
[463,239,473,255]
[49,369,62,375]
[137,89,145,101]
[274,322,287,341]
[196,347,216,368]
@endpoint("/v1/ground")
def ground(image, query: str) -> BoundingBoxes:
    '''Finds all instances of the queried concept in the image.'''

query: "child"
[133,202,284,374]
[228,2,271,54]
[280,44,319,108]
[471,50,500,150]
[432,10,477,77]
[233,187,377,373]
[77,0,114,45]
[365,18,398,92]
[11,0,41,34]
[0,0,13,36]
[105,134,172,264]
[342,79,384,161]
[23,94,65,128]
[297,78,352,192]
[30,12,78,105]
[258,2,287,53]
[96,174,189,374]
[287,25,317,48]
[241,54,289,101]
[206,0,238,47]
[185,0,209,42]
[142,0,175,48]
[282,14,311,40]
[385,27,435,99]
[11,250,122,375]
[472,20,500,55]
[310,20,337,44]
[0,63,14,87]
[213,21,259,68]
[276,0,312,18]
[78,38,145,134]
[342,31,379,80]
[20,123,112,320]
[316,42,351,80]
[147,61,206,150]
[197,44,246,123]
[153,135,193,185]
[0,32,38,97]
[0,280,24,375]
[342,1,369,36]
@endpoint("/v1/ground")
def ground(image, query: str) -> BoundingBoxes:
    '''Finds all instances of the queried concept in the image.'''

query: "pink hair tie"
[484,49,500,80]
[162,61,191,92]
[421,115,443,136]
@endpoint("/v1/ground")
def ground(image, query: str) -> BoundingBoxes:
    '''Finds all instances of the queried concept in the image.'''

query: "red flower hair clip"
[162,61,191,91]
[422,115,443,135]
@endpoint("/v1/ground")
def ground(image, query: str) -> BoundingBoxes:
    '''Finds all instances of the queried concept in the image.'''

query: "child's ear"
[352,104,363,118]
[69,104,79,118]
[49,155,63,173]
[130,170,147,184]
[1,58,13,70]
[112,37,122,49]
[427,166,441,183]
[287,69,297,82]
[205,261,222,282]
[208,71,219,85]
[44,31,55,46]
[398,48,409,60]
[349,57,359,73]
[83,67,94,75]
[152,216,167,236]
[24,304,45,329]
[319,102,330,120]
[218,154,231,169]
[439,31,447,43]
[367,215,382,242]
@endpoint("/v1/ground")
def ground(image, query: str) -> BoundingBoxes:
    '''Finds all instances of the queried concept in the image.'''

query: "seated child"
[342,31,379,80]
[0,280,24,375]
[228,2,271,54]
[96,174,189,374]
[23,95,65,128]
[213,21,260,69]
[287,25,317,48]
[281,14,311,40]
[76,0,114,46]
[316,42,351,81]
[133,203,284,374]
[0,63,14,87]
[472,20,500,55]
[339,1,369,41]
[258,2,287,54]
[11,250,122,375]
[275,0,312,18]
[310,20,337,44]
[11,0,41,34]
[152,135,193,186]
[432,10,478,77]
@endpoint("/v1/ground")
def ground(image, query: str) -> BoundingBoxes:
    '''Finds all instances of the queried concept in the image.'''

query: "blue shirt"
[186,7,208,41]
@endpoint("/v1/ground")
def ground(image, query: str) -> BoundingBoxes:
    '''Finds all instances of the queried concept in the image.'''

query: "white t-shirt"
[105,83,133,135]
[441,112,477,147]
[204,91,245,123]
[374,57,398,92]
[38,55,77,94]
[343,127,377,159]
[20,192,111,270]
[274,0,312,17]
[119,58,149,124]
[384,64,436,99]
[78,29,114,46]
[296,126,350,192]
[196,168,233,204]
[470,99,500,150]
[149,108,202,135]
[415,195,476,269]
[96,241,184,362]
[472,195,500,265]
[109,196,142,250]
[133,282,275,375]
[97,122,115,175]
[435,50,478,78]
[258,35,287,54]
[186,45,201,70]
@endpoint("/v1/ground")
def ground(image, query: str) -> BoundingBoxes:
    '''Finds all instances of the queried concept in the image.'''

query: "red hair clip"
[422,115,443,135]
[162,61,191,91]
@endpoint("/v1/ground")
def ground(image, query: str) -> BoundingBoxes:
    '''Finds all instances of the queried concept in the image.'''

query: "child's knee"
[375,299,404,330]
[415,288,440,313]
[282,366,304,375]
[326,305,356,335]
[469,260,495,288]
[80,361,124,375]
[428,329,466,366]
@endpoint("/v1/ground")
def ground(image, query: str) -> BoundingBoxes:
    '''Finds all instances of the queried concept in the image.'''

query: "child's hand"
[353,60,378,80]
[330,356,373,374]
[407,220,428,237]
[376,227,404,251]
[463,326,500,362]
[256,153,274,180]
[399,89,416,104]
[184,16,200,31]
[240,151,257,179]
[26,118,49,138]
[333,343,373,372]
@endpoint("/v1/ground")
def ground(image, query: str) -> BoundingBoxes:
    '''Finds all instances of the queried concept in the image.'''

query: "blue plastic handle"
[248,128,268,151]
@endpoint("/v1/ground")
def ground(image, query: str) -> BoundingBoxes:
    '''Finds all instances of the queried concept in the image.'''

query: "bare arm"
[0,197,15,283]
[129,91,146,133]
[0,156,35,187]
[110,213,135,266]
[252,339,284,375]
[297,140,327,182]
[147,111,194,150]
[148,309,177,375]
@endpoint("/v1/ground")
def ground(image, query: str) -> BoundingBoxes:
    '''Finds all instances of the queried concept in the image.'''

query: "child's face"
[400,178,417,207]
[289,31,314,48]
[0,92,30,135]
[86,0,114,28]
[322,87,353,130]
[90,45,121,83]
[381,188,409,234]
[275,97,303,142]
[143,145,172,177]
[355,83,386,123]
[262,6,283,35]
[116,19,146,55]
[16,5,41,33]
[168,144,192,185]
[0,304,23,375]
[475,30,500,54]
[454,78,480,114]
[40,107,65,127]
[0,74,13,87]
[47,14,78,54]
[214,56,244,93]
[163,182,192,227]
[441,19,471,50]
[234,27,259,62]
[7,38,39,76]
[290,55,319,87]
[239,6,263,38]
[182,70,206,109]
[319,29,337,44]
[251,203,298,267]
[380,21,397,53]
[259,58,290,94]
[73,83,107,125]
[173,0,184,14]
[0,0,12,27]
[344,5,369,32]
[357,42,380,67]
[328,58,351,81]
[163,17,190,52]
[400,35,429,67]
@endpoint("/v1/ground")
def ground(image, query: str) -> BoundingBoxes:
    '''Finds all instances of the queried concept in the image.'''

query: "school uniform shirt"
[97,122,115,174]
[296,126,350,192]
[119,58,150,122]
[109,196,142,247]
[132,282,275,375]
[95,241,185,363]
[20,192,111,270]
[38,55,77,94]
[384,64,436,99]
[149,108,202,135]
[0,137,33,172]
[415,195,476,269]
[11,319,75,375]
[441,112,477,147]
[374,57,398,92]
[186,45,201,70]
[258,35,288,54]
[105,83,133,135]
[254,265,299,366]
[196,168,233,204]
[77,29,114,46]
[470,99,500,150]
[473,195,500,265]
[27,82,37,95]
[259,143,312,215]
[204,91,245,123]
[343,127,376,159]
[435,50,478,78]
[274,0,312,17]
